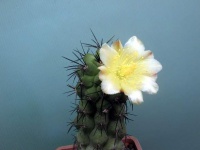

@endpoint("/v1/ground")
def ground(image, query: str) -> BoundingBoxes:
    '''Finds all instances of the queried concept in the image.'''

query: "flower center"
[108,50,139,81]
[116,64,136,80]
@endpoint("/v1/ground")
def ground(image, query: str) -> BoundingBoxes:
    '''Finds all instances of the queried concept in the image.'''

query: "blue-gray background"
[0,0,200,150]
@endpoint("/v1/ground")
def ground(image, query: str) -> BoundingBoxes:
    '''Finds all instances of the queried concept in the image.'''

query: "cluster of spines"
[64,32,134,150]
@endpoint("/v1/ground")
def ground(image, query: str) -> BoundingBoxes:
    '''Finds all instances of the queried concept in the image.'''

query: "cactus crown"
[64,31,134,150]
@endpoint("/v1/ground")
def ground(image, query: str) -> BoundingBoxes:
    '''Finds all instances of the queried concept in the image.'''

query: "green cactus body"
[65,40,129,150]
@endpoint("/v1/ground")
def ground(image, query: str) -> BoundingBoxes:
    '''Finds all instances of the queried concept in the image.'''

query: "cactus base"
[56,136,142,150]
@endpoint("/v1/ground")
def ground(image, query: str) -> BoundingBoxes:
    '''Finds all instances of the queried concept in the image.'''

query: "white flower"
[98,36,162,104]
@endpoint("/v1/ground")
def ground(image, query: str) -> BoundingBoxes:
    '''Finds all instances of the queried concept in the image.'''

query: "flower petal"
[124,36,145,53]
[101,79,120,94]
[143,58,162,74]
[127,90,143,104]
[111,40,123,52]
[141,76,159,94]
[142,50,154,59]
[99,43,118,66]
[121,81,143,103]
[98,66,108,81]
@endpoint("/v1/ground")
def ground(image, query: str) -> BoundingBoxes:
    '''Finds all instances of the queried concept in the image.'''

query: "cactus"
[64,33,130,150]
[64,31,162,150]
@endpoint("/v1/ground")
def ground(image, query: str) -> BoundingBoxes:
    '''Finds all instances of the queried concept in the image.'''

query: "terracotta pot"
[56,136,142,150]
